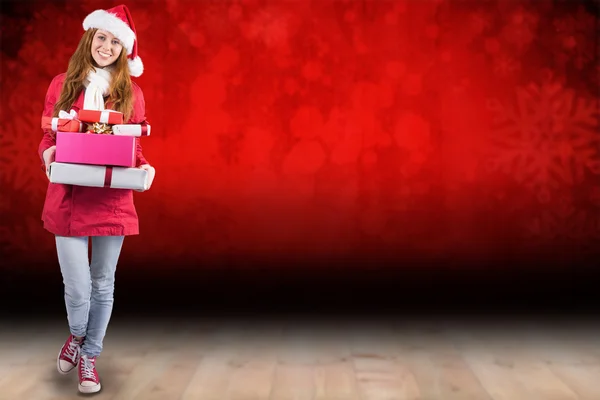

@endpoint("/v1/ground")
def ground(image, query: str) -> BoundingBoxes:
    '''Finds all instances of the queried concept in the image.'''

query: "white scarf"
[83,67,113,110]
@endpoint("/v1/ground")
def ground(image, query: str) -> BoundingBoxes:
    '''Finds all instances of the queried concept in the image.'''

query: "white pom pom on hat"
[83,4,144,77]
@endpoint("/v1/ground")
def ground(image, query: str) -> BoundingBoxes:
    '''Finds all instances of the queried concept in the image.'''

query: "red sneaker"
[56,335,83,374]
[78,355,101,394]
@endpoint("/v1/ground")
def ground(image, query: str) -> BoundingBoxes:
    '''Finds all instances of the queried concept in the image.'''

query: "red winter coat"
[38,73,149,237]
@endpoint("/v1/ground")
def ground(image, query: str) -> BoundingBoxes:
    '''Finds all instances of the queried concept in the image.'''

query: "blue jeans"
[55,235,124,357]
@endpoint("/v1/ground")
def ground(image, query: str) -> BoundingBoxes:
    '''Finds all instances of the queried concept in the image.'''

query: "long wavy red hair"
[53,28,134,121]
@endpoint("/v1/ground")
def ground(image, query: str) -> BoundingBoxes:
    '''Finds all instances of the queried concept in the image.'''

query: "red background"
[1,0,599,272]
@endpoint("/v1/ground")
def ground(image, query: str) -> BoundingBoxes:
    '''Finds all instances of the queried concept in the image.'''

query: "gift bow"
[58,110,78,120]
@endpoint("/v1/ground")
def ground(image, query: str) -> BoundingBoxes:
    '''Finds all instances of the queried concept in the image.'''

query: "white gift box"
[48,162,149,191]
[112,123,151,137]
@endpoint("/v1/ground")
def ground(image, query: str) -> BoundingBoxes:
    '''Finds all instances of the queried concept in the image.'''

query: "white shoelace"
[80,356,96,380]
[64,340,80,363]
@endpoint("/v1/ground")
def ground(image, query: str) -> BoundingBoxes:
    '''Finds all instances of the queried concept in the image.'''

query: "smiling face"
[90,29,123,67]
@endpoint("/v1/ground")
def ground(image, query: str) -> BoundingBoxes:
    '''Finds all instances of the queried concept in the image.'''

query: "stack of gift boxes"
[42,109,151,191]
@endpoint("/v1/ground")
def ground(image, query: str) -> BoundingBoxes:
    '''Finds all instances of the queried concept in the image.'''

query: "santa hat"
[82,4,144,77]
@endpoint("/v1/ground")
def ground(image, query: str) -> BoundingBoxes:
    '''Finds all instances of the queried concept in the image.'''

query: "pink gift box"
[55,131,136,168]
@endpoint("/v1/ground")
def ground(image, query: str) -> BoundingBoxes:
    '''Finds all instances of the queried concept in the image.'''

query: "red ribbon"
[103,166,113,188]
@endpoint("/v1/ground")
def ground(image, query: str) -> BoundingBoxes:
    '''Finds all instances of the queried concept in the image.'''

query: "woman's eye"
[112,40,120,45]
[98,36,105,40]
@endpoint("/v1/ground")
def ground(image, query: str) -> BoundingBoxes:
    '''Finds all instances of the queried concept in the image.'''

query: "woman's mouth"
[98,51,112,59]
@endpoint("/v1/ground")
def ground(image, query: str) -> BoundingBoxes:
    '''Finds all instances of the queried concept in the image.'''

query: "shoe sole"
[56,346,78,375]
[79,383,101,394]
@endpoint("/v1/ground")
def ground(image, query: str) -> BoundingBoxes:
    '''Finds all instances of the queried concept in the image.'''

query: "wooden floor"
[0,317,599,400]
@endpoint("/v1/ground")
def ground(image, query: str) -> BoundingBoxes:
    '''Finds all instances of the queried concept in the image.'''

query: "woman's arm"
[131,83,150,167]
[135,137,148,167]
[38,75,62,171]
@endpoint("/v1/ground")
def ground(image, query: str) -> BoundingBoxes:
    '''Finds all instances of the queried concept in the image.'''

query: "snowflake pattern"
[486,77,599,203]
[492,54,521,78]
[524,205,600,246]
[0,113,47,199]
[553,5,599,71]
[469,9,494,36]
[500,6,540,52]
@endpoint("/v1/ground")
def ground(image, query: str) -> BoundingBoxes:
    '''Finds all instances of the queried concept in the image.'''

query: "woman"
[38,5,155,394]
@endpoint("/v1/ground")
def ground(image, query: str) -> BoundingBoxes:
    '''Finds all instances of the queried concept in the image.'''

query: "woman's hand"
[43,145,56,180]
[138,164,155,191]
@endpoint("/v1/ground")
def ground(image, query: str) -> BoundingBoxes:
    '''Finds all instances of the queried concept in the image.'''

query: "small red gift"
[41,110,83,132]
[78,109,124,125]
